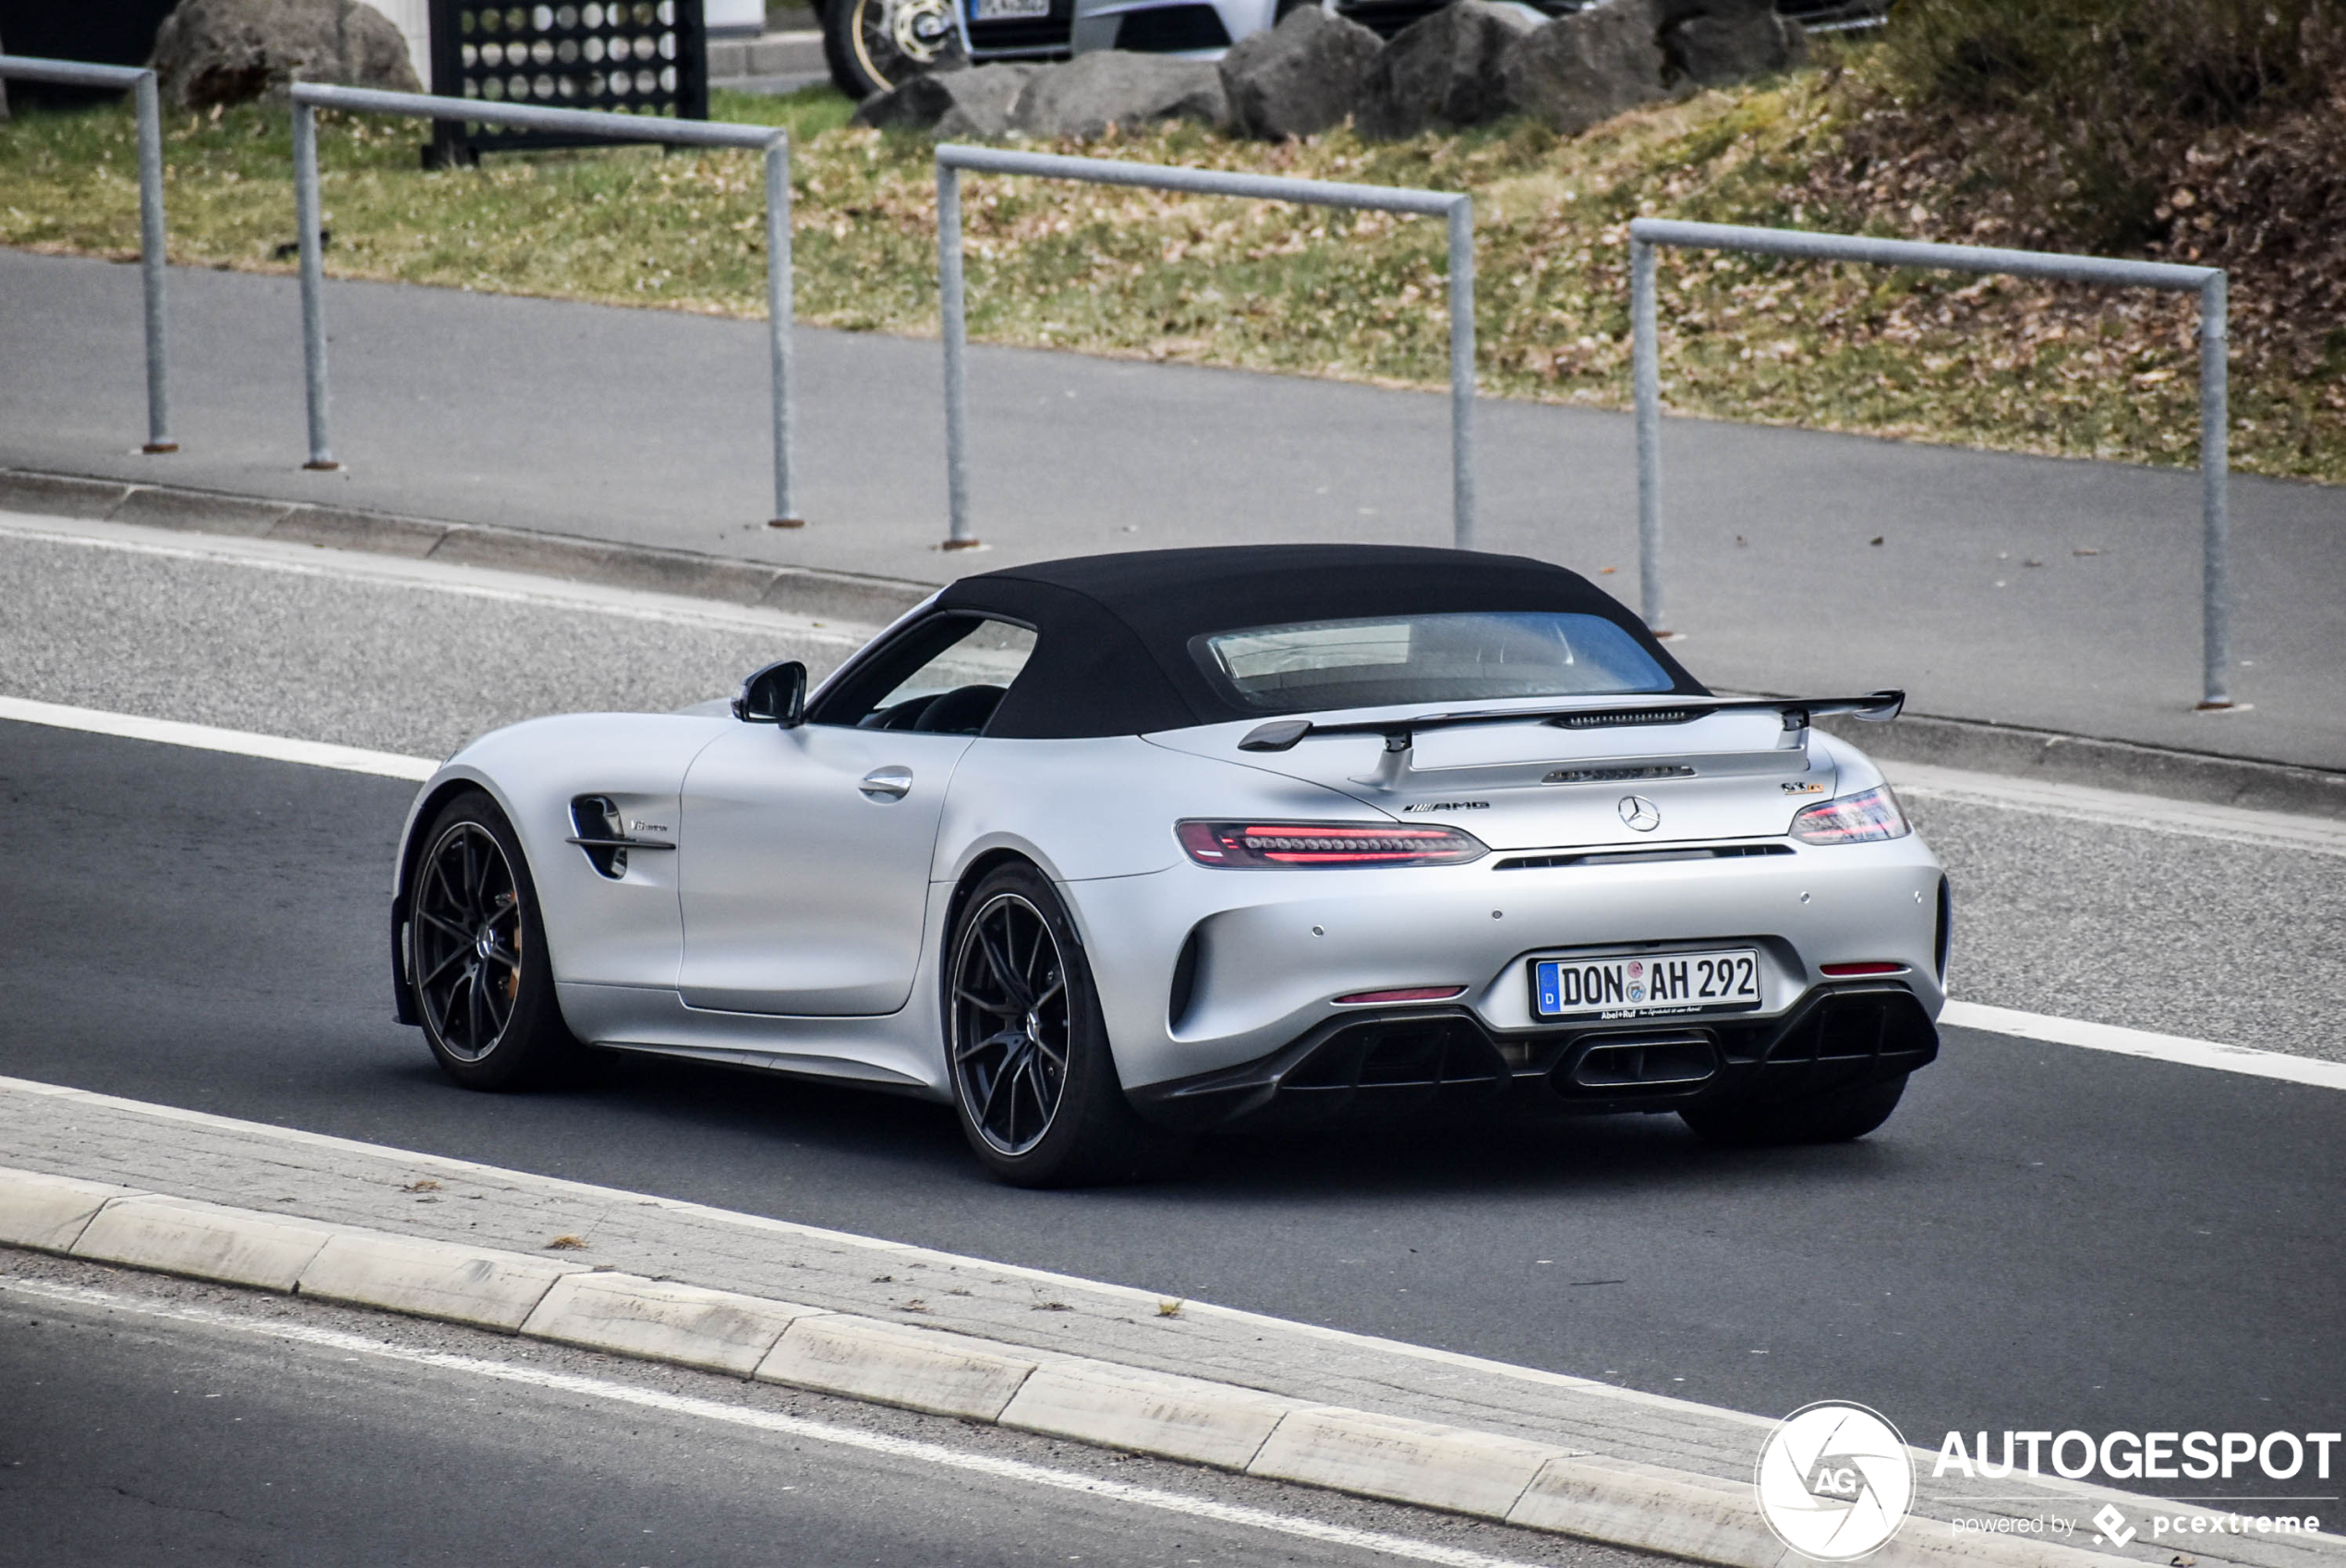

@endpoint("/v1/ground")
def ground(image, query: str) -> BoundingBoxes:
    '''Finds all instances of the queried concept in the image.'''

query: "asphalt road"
[3,710,2340,1472]
[0,510,2339,1500]
[0,1253,1611,1568]
[6,249,2343,767]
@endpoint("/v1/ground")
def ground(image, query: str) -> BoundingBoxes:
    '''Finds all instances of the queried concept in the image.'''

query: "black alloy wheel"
[409,792,576,1090]
[951,891,1071,1157]
[945,864,1186,1186]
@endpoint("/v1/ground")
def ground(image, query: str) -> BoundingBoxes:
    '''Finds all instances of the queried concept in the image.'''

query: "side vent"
[569,797,629,878]
[1167,925,1203,1033]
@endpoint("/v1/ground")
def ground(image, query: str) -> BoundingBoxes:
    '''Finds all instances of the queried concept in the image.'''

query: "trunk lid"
[1149,706,1835,850]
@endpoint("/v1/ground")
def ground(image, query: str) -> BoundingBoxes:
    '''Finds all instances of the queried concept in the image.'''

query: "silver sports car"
[392,545,1947,1186]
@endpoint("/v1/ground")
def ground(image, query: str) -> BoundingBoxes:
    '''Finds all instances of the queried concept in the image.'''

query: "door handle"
[859,766,913,801]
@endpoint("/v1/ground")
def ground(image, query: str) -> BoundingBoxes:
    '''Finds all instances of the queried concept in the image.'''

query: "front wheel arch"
[393,776,514,1024]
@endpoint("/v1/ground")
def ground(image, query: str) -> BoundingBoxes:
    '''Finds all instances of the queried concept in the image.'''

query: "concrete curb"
[0,1164,2144,1568]
[9,463,2337,818]
[0,467,932,630]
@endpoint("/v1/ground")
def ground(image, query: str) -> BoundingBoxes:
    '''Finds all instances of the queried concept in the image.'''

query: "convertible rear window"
[1192,611,1673,715]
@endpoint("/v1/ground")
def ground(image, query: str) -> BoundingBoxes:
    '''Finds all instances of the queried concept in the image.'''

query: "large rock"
[1218,6,1382,141]
[1661,0,1806,87]
[151,0,420,111]
[852,64,1041,137]
[1357,0,1537,140]
[1008,51,1228,139]
[1499,0,1667,135]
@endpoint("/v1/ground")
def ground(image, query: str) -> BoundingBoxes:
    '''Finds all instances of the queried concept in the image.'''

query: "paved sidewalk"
[4,249,2342,769]
[3,1075,2336,1568]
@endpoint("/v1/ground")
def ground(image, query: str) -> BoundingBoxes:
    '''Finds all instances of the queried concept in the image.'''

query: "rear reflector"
[1334,986,1468,1005]
[1820,961,1907,976]
[1176,821,1487,868]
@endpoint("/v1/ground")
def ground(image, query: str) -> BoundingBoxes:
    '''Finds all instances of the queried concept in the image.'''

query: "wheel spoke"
[977,1055,1010,1128]
[977,925,1030,1010]
[426,854,463,918]
[417,910,471,944]
[421,945,470,986]
[954,985,1020,1018]
[465,967,487,1050]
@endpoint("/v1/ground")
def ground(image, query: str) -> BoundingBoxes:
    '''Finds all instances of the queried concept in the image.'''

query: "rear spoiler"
[1235,691,1905,754]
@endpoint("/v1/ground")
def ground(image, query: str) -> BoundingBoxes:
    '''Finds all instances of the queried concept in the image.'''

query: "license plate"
[972,0,1048,18]
[1532,949,1760,1019]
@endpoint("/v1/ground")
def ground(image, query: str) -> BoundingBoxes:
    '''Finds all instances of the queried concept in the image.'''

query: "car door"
[674,614,1037,1017]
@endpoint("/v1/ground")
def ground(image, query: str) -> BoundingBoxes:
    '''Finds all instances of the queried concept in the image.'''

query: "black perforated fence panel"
[427,0,709,159]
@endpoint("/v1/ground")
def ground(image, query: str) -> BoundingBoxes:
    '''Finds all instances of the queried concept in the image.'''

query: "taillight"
[1176,821,1487,868]
[1789,785,1910,845]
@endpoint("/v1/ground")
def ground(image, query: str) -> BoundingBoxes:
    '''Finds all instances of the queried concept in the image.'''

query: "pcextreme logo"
[1755,1402,1917,1562]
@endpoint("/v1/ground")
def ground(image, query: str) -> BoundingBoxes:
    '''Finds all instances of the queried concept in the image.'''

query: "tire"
[406,790,579,1092]
[1679,1073,1907,1147]
[823,0,965,102]
[945,863,1187,1187]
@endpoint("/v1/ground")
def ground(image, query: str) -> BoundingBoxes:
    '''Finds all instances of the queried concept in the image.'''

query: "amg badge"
[1403,800,1489,813]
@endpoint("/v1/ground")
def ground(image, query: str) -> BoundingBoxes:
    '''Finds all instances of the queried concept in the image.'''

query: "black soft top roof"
[929,544,1704,740]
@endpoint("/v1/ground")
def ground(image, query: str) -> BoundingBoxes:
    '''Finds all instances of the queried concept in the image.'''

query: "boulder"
[151,0,420,111]
[1008,51,1228,139]
[1218,6,1383,140]
[1662,0,1806,87]
[1499,0,1667,135]
[851,63,1041,137]
[1357,0,1537,140]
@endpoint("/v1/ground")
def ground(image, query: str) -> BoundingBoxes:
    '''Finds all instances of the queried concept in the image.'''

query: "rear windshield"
[1192,611,1674,715]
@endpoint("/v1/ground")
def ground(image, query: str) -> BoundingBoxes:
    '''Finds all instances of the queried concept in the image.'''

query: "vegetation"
[2,3,2340,481]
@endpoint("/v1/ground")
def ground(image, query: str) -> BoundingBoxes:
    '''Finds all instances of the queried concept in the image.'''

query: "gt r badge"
[1403,800,1489,813]
[1781,781,1827,796]
[1619,795,1662,832]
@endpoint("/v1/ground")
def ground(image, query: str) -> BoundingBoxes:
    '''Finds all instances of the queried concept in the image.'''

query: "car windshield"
[1192,611,1674,715]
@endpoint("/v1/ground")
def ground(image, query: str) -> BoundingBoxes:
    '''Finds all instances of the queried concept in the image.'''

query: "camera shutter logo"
[1755,1402,1916,1561]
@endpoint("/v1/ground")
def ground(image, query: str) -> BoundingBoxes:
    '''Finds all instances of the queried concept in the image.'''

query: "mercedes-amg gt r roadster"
[392,544,1947,1185]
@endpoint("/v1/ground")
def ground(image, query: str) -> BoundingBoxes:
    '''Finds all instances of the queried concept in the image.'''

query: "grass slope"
[2,44,2339,483]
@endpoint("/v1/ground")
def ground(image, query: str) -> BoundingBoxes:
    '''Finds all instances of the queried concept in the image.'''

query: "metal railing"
[288,82,803,525]
[1629,217,2236,709]
[0,55,175,453]
[935,144,1477,552]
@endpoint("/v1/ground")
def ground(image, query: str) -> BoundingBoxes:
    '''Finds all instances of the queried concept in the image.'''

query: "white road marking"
[0,694,438,781]
[1940,1001,2346,1092]
[0,1273,1560,1568]
[1884,758,2346,858]
[0,507,889,644]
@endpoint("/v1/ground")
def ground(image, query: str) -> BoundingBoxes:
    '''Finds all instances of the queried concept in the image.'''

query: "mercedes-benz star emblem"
[1618,795,1662,832]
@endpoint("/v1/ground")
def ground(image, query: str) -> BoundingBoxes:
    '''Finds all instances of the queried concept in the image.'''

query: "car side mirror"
[732,660,806,726]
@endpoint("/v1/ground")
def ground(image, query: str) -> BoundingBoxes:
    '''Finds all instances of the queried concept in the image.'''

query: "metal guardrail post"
[2197,272,2231,709]
[284,84,795,517]
[1630,235,1662,634]
[937,163,975,550]
[130,71,175,453]
[932,145,1475,555]
[1446,196,1476,552]
[1626,217,2235,708]
[0,55,175,452]
[765,135,798,528]
[292,99,337,471]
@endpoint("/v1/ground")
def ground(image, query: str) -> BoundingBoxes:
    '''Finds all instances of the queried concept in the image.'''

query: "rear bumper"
[1127,981,1937,1132]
